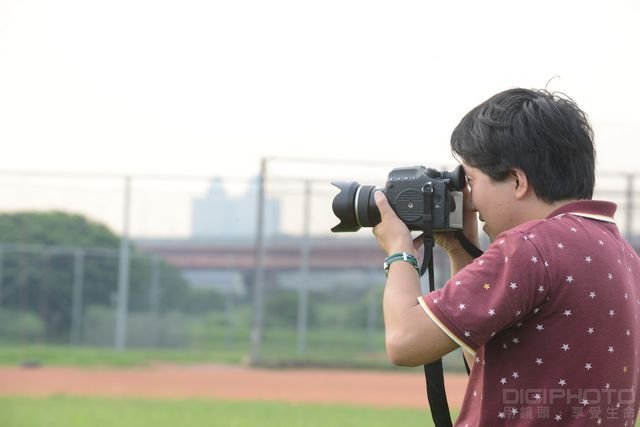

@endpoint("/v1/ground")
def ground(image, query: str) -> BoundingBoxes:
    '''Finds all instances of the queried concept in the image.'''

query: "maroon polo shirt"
[419,200,640,426]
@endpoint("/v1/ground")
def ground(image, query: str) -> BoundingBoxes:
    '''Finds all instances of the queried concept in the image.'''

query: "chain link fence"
[0,160,638,368]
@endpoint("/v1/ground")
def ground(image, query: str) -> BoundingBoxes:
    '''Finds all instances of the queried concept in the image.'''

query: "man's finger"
[373,191,392,218]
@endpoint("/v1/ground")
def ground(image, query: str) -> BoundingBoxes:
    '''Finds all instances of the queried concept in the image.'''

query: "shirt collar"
[546,200,617,223]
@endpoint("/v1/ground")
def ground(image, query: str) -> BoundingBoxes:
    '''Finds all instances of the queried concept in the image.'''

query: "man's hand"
[434,187,480,278]
[372,191,415,256]
[435,187,480,255]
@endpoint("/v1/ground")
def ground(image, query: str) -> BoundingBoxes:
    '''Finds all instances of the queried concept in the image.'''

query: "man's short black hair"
[451,88,596,202]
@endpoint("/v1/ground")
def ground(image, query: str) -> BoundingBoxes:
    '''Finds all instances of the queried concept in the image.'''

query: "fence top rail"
[1,166,638,181]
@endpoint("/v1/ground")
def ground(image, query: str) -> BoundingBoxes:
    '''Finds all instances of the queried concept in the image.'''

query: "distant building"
[191,177,280,238]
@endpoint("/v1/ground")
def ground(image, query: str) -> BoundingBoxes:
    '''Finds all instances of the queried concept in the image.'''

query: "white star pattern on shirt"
[555,414,562,421]
[571,227,577,232]
[581,398,589,406]
[421,205,640,422]
[455,280,462,286]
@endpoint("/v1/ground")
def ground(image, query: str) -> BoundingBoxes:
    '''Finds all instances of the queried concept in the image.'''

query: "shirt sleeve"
[419,230,550,353]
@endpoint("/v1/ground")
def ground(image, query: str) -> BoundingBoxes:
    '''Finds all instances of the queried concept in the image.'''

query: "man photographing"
[372,88,640,425]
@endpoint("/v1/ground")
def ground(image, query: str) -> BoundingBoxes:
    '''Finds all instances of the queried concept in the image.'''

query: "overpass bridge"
[135,236,454,295]
[136,237,390,272]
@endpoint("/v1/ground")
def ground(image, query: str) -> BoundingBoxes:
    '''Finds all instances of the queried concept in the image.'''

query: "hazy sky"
[1,0,639,182]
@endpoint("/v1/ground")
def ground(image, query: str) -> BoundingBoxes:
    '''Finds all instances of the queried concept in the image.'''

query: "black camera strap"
[420,183,452,427]
[419,185,483,427]
[454,230,484,259]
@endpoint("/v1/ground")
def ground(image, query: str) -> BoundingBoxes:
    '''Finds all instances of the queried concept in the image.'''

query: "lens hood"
[331,181,362,232]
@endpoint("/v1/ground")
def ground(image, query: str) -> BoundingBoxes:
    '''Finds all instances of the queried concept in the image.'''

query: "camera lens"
[331,182,381,232]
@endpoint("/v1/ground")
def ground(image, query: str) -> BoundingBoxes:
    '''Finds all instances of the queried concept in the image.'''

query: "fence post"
[366,281,379,352]
[297,180,312,355]
[71,248,85,345]
[115,175,132,350]
[224,292,234,350]
[249,158,267,363]
[149,255,161,346]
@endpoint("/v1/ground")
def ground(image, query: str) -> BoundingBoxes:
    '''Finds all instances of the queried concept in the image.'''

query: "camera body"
[331,165,465,233]
[385,166,463,231]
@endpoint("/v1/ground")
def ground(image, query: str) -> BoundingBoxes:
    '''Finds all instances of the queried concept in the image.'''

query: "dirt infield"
[0,364,468,409]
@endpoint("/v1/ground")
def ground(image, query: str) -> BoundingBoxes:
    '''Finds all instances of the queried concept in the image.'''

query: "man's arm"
[373,192,463,366]
[373,190,480,367]
[383,260,459,366]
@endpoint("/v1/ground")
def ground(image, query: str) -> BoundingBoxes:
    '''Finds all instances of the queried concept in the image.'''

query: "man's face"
[462,162,517,241]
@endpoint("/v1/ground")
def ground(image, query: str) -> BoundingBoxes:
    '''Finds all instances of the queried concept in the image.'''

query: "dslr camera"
[331,165,465,232]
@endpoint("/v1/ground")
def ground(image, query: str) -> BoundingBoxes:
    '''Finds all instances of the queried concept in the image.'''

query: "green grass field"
[0,396,435,427]
[0,344,244,367]
[2,397,639,427]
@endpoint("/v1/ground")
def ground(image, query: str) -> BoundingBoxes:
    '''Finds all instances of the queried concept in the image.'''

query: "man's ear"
[510,168,529,199]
